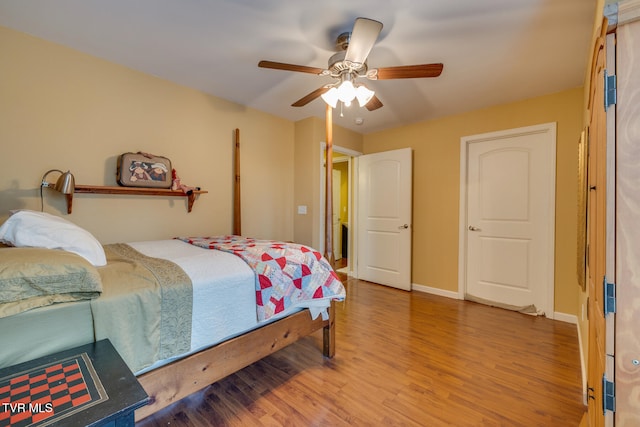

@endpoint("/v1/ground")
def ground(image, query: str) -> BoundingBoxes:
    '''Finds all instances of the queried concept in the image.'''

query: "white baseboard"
[553,312,577,324]
[411,283,461,299]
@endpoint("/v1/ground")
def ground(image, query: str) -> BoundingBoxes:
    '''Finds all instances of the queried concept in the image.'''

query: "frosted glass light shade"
[321,87,339,108]
[355,85,375,107]
[337,80,356,102]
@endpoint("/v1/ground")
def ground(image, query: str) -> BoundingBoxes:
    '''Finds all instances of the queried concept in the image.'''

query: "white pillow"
[0,210,107,266]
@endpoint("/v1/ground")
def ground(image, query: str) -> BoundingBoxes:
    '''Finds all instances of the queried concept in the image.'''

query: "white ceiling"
[0,0,596,134]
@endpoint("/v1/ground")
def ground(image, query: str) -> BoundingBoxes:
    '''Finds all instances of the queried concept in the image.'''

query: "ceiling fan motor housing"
[328,51,367,76]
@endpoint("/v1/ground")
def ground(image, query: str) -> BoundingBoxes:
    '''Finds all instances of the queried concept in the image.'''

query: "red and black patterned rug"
[0,353,108,427]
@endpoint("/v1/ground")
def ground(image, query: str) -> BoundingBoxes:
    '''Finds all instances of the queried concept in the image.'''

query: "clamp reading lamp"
[40,169,75,212]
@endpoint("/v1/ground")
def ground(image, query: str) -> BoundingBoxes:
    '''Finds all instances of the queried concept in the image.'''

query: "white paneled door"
[462,123,556,315]
[357,148,412,290]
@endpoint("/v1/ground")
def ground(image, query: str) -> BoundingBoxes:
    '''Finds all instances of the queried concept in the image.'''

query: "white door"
[461,123,556,315]
[357,148,412,290]
[332,169,342,260]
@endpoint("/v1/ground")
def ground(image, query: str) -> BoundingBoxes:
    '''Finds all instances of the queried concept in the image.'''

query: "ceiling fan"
[258,17,443,111]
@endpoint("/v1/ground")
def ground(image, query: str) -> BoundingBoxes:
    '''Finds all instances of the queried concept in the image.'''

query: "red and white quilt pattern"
[177,236,345,321]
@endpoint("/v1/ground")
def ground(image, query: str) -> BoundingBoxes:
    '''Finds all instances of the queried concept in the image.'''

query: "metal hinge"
[603,375,615,414]
[604,277,616,315]
[604,70,617,110]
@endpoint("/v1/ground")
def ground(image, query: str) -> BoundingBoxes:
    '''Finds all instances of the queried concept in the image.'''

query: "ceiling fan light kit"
[258,17,443,112]
[320,80,375,108]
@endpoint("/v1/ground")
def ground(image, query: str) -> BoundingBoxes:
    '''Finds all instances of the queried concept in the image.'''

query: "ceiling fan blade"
[292,87,330,107]
[344,18,383,65]
[374,63,444,80]
[258,60,325,75]
[365,95,383,111]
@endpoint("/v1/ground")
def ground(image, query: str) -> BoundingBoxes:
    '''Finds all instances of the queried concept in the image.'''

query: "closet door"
[586,20,608,427]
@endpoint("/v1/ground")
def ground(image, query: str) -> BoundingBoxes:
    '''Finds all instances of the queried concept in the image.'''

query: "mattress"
[128,240,259,373]
[0,300,94,368]
[0,239,333,374]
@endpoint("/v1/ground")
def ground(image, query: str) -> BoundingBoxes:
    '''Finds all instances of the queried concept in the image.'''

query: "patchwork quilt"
[177,236,345,321]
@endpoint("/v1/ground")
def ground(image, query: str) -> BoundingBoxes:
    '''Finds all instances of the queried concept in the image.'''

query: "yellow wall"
[364,88,584,315]
[293,117,322,247]
[0,26,294,243]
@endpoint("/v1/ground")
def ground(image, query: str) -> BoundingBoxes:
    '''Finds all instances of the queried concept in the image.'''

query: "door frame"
[319,143,362,275]
[457,123,557,317]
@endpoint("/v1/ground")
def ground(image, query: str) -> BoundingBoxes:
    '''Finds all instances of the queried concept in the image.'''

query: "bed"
[0,210,345,420]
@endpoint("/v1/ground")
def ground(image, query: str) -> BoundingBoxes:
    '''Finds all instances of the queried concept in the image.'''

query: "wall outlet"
[297,205,307,215]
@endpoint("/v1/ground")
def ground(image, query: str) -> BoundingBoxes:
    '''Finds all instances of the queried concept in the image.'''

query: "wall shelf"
[66,185,207,214]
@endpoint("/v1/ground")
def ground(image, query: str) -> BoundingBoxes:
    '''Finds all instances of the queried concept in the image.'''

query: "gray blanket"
[91,244,192,372]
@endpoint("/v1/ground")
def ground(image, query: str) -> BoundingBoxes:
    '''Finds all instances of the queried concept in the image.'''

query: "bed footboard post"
[323,300,336,357]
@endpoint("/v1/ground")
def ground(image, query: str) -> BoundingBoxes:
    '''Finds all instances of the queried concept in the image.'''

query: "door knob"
[399,224,409,229]
[468,226,481,232]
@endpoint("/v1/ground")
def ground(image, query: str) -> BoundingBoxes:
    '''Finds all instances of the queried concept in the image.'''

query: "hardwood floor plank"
[138,278,585,426]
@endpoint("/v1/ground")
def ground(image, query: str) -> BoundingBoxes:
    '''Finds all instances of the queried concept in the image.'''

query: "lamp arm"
[41,169,64,188]
[41,169,63,211]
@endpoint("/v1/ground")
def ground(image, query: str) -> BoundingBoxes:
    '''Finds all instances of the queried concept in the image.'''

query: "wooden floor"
[137,274,585,426]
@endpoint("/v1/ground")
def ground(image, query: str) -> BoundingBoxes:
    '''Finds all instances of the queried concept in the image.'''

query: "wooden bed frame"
[136,302,335,420]
[135,119,338,420]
